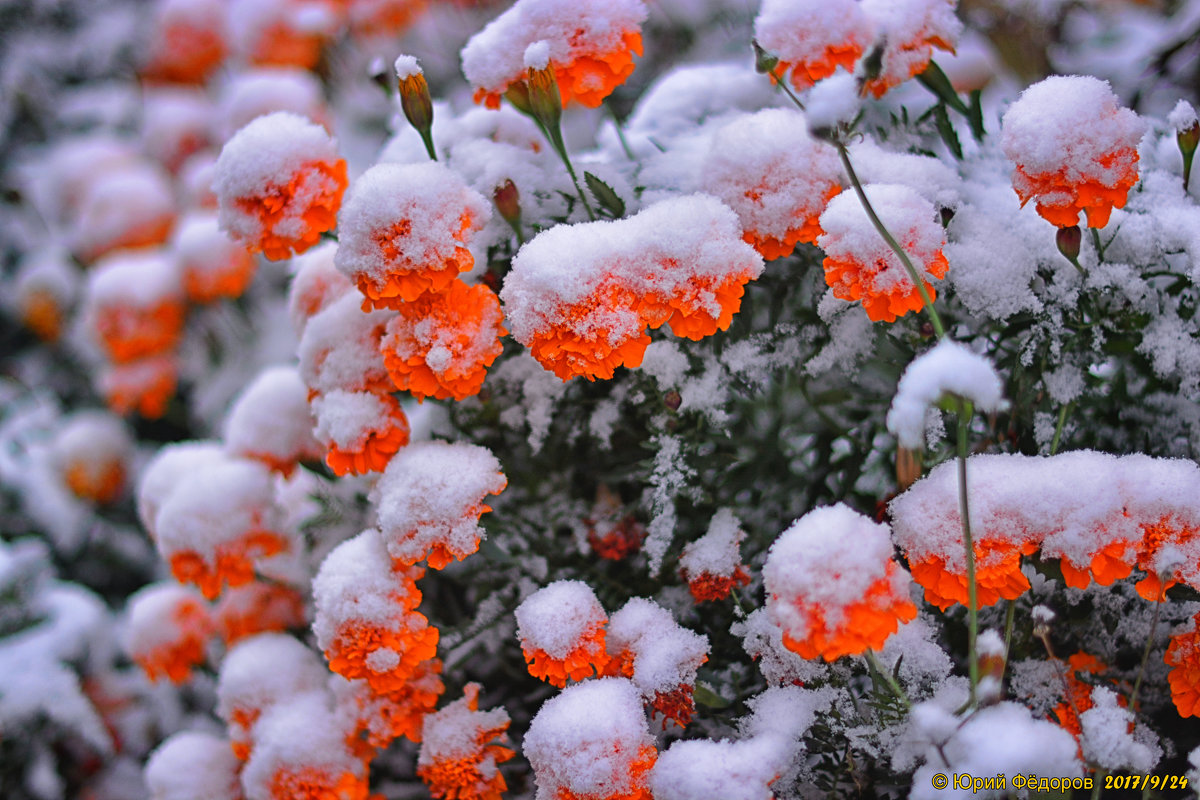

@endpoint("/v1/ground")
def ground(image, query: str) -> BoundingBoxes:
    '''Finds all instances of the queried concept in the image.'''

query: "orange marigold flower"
[52,411,132,506]
[586,485,644,561]
[907,539,1038,612]
[379,280,506,402]
[334,163,489,310]
[1130,514,1200,601]
[313,531,438,694]
[501,196,764,381]
[231,0,337,70]
[174,212,258,304]
[137,441,226,538]
[145,732,242,800]
[859,0,962,99]
[99,354,179,419]
[524,678,657,800]
[462,0,646,110]
[336,658,444,753]
[754,0,874,91]
[764,504,917,661]
[14,250,76,343]
[1051,652,1115,740]
[817,184,949,323]
[71,162,177,264]
[155,456,291,599]
[516,580,610,687]
[84,251,186,364]
[1001,76,1144,229]
[214,111,347,262]
[140,0,229,85]
[226,366,324,476]
[1165,613,1200,718]
[416,682,513,800]
[126,583,214,684]
[299,292,396,398]
[714,117,842,259]
[372,441,507,570]
[214,581,307,645]
[217,633,329,761]
[314,389,411,477]
[288,242,352,336]
[679,508,750,603]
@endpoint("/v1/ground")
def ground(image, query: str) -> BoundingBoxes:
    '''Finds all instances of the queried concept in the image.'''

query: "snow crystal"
[733,607,830,686]
[1168,99,1198,132]
[144,731,241,800]
[515,580,606,660]
[877,616,954,693]
[524,40,550,71]
[643,433,695,574]
[886,339,1005,450]
[394,54,421,80]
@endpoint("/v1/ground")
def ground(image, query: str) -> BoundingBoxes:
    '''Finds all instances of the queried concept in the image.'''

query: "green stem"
[1002,599,1016,665]
[1092,770,1107,800]
[606,100,636,161]
[1050,401,1072,455]
[866,650,912,711]
[836,143,947,339]
[418,129,437,162]
[957,402,980,707]
[1090,227,1105,263]
[767,67,806,111]
[1129,597,1162,711]
[547,125,595,220]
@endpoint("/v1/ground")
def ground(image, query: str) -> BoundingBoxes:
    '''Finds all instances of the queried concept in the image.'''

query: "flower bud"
[1055,225,1081,263]
[752,40,779,76]
[1179,121,1198,192]
[896,446,922,491]
[396,55,436,160]
[526,63,563,132]
[493,180,521,229]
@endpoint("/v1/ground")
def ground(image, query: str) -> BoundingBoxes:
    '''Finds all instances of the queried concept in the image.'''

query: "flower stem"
[1050,401,1072,455]
[1129,597,1162,711]
[836,142,947,339]
[957,401,980,707]
[767,68,806,111]
[545,124,595,221]
[606,100,636,161]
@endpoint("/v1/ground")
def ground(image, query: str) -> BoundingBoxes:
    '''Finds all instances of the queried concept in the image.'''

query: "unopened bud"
[526,63,562,132]
[493,180,521,228]
[504,80,534,116]
[664,390,682,412]
[1056,225,1081,263]
[896,447,923,491]
[396,55,435,160]
[1180,121,1200,159]
[752,40,779,76]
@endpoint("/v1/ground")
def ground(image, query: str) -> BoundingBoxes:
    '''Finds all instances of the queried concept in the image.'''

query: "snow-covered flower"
[145,731,242,800]
[51,410,132,506]
[84,251,185,364]
[99,354,180,419]
[172,212,257,304]
[754,0,873,91]
[515,580,610,687]
[126,583,214,684]
[224,366,323,476]
[313,389,411,477]
[678,508,750,603]
[1166,613,1200,718]
[860,0,962,99]
[334,658,444,751]
[416,683,513,800]
[212,581,307,646]
[140,0,230,84]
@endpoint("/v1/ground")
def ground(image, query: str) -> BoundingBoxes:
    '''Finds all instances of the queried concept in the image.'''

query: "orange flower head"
[817,184,949,323]
[516,580,611,687]
[702,109,842,260]
[764,504,917,661]
[524,678,657,800]
[907,538,1038,611]
[314,389,411,477]
[288,242,352,336]
[1131,514,1200,601]
[334,163,489,310]
[502,196,763,381]
[379,280,507,402]
[137,440,227,538]
[679,508,750,604]
[336,658,444,752]
[214,581,307,645]
[1002,76,1144,229]
[372,441,507,570]
[154,455,291,599]
[241,692,369,800]
[84,251,186,364]
[859,0,962,98]
[140,0,229,84]
[345,0,427,35]
[298,292,396,398]
[417,682,514,800]
[214,112,347,261]
[145,732,241,800]
[52,411,132,506]
[99,354,179,419]
[754,0,873,90]
[126,583,214,684]
[313,530,438,694]
[173,212,257,303]
[231,0,338,70]
[605,598,709,729]
[226,366,324,476]
[462,0,646,109]
[586,485,644,561]
[216,633,329,761]
[71,162,176,264]
[1051,652,1120,740]
[14,250,76,343]
[1165,612,1200,718]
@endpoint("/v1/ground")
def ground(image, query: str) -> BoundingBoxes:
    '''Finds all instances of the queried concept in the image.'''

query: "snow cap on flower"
[699,109,842,260]
[887,340,1005,450]
[140,88,213,174]
[99,354,180,419]
[227,0,338,70]
[84,250,185,364]
[516,579,610,687]
[817,183,949,323]
[312,530,437,694]
[240,690,368,800]
[126,582,213,684]
[650,736,790,800]
[141,0,229,83]
[417,683,513,800]
[154,455,288,599]
[12,248,77,342]
[1001,75,1144,228]
[224,366,322,474]
[213,581,307,645]
[217,67,329,140]
[312,389,410,476]
[71,161,177,263]
[605,598,710,728]
[138,440,226,536]
[764,504,916,660]
[172,212,257,304]
[298,291,395,397]
[371,440,506,569]
[334,162,490,309]
[501,195,764,381]
[523,678,657,800]
[51,410,132,505]
[379,280,507,402]
[145,730,241,800]
[754,0,873,90]
[217,633,328,760]
[213,111,347,261]
[678,508,751,603]
[461,0,647,109]
[859,0,962,98]
[287,242,350,335]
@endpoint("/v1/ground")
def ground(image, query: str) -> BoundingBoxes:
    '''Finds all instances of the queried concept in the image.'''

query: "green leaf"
[693,684,731,708]
[932,103,963,160]
[584,172,626,218]
[967,89,985,140]
[917,60,968,114]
